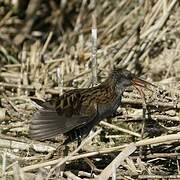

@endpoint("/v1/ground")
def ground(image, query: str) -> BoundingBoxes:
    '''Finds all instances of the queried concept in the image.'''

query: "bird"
[29,68,155,144]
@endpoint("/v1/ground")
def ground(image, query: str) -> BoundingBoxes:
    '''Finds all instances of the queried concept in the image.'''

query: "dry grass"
[0,0,180,179]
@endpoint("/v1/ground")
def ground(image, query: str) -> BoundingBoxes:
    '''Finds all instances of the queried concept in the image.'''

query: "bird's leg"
[76,129,82,147]
[77,138,82,146]
[63,128,84,148]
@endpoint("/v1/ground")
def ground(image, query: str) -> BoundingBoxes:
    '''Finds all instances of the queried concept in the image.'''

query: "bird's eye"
[126,72,133,80]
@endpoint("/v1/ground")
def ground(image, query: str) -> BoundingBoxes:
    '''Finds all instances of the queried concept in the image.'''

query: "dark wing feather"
[29,91,97,140]
[29,109,91,140]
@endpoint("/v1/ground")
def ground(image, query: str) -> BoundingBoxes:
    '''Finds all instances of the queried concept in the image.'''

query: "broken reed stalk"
[56,65,64,96]
[98,143,137,180]
[41,31,53,54]
[19,43,27,96]
[91,11,97,86]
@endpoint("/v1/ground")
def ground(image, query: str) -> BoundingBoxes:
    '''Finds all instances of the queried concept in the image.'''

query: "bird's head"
[111,68,156,92]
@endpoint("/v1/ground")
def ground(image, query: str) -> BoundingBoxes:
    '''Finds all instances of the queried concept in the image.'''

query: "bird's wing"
[29,90,98,140]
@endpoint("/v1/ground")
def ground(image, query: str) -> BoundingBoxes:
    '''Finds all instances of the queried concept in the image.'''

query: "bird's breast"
[97,94,122,119]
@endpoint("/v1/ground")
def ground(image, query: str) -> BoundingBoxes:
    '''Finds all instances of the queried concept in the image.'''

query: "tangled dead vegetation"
[0,0,180,179]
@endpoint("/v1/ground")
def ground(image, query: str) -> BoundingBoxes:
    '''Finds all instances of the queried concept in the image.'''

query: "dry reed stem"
[3,132,180,177]
[100,121,141,137]
[97,143,137,180]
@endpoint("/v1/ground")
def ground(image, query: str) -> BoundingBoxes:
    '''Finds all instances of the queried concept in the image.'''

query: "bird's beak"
[131,77,157,91]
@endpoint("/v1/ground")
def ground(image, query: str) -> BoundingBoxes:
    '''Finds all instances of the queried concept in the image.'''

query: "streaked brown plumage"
[29,68,155,144]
